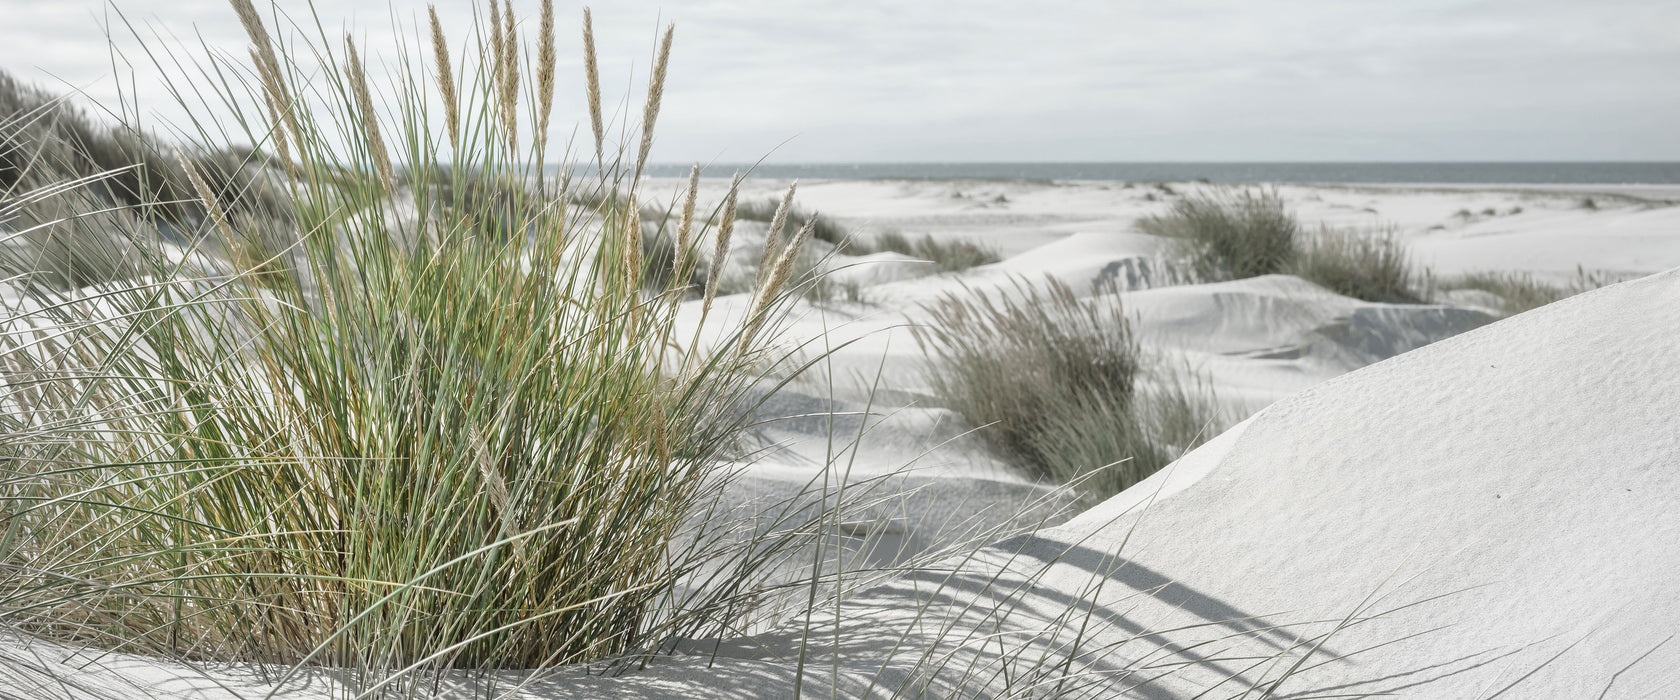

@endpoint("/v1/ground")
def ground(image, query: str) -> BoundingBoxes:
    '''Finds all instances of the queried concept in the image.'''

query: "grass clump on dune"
[1438,266,1617,317]
[0,70,291,288]
[1292,225,1422,303]
[0,0,847,686]
[1138,187,1296,280]
[1139,187,1427,303]
[912,277,1219,499]
[875,230,1000,272]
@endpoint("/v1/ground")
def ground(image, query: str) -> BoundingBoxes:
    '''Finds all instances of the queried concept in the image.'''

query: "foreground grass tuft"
[912,277,1219,499]
[0,1,846,686]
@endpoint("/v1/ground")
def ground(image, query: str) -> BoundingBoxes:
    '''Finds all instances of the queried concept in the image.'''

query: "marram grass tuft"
[0,0,829,688]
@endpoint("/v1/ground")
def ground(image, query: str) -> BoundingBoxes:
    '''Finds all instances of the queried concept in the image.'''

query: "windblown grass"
[912,277,1220,499]
[0,0,859,689]
[1138,187,1296,281]
[0,70,290,288]
[1438,266,1618,317]
[1139,187,1427,303]
[874,230,1000,272]
[1290,224,1422,303]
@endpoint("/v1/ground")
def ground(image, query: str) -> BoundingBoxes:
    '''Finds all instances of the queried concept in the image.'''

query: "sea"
[630,162,1680,185]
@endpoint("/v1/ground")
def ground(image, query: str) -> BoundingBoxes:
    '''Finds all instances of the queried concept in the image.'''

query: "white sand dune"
[515,254,1680,697]
[8,181,1678,698]
[1125,275,1498,410]
[75,259,1665,699]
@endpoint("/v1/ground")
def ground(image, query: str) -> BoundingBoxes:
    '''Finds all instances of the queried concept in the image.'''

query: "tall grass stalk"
[754,180,798,288]
[581,8,604,167]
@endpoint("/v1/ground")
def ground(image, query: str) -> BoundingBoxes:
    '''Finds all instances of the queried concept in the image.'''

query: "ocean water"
[629,162,1680,184]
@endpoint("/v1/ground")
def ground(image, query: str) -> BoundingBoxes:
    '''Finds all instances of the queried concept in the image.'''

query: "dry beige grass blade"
[702,173,741,318]
[672,163,700,282]
[756,181,797,287]
[582,8,604,168]
[624,202,643,293]
[634,25,674,182]
[343,35,395,193]
[429,5,460,151]
[535,0,556,152]
[556,169,571,245]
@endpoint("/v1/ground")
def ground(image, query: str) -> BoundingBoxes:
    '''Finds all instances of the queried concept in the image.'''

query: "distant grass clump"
[0,70,292,287]
[1439,266,1617,317]
[735,196,852,251]
[875,230,1000,272]
[1291,225,1422,303]
[0,1,846,688]
[1138,188,1297,280]
[1139,187,1427,303]
[913,277,1219,499]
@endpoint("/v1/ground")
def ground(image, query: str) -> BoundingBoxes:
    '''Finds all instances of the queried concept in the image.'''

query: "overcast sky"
[1,0,1676,162]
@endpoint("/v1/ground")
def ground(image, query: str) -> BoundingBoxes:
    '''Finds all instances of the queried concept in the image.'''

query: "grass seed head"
[489,0,503,66]
[429,5,460,151]
[231,0,296,154]
[344,35,394,193]
[498,0,520,150]
[250,47,293,171]
[703,173,740,316]
[536,0,556,151]
[582,8,604,167]
[634,25,674,181]
[673,163,700,282]
[756,180,797,286]
[739,213,817,353]
[764,213,817,300]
